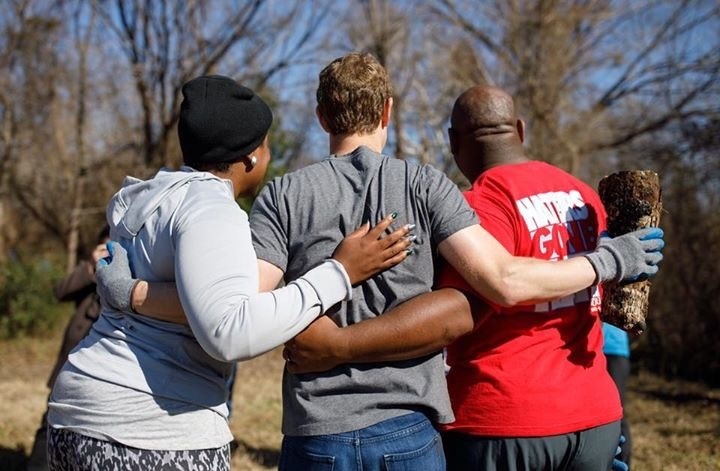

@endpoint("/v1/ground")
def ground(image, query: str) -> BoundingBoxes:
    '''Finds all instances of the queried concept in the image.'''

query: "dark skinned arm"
[127,214,412,326]
[284,288,487,374]
[130,281,188,324]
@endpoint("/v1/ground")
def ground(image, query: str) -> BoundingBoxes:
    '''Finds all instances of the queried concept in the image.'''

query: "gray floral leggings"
[47,427,230,470]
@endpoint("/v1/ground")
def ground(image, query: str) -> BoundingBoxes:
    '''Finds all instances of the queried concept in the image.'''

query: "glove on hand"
[612,435,629,471]
[95,241,138,312]
[585,227,664,284]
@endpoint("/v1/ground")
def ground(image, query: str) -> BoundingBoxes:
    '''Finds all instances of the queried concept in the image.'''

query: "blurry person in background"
[26,225,109,471]
[603,322,633,468]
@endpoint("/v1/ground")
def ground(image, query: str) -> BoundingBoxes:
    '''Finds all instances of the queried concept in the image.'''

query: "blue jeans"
[280,412,446,471]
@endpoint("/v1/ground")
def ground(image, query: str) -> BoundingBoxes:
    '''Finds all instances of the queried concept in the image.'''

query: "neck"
[461,144,529,183]
[478,139,529,169]
[211,165,244,198]
[328,130,386,156]
[483,151,528,170]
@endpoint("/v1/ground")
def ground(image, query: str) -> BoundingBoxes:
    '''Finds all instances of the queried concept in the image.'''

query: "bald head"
[451,86,517,134]
[449,85,527,182]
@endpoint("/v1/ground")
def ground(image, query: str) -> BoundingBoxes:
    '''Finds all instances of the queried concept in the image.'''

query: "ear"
[448,127,459,156]
[316,106,331,133]
[516,119,526,144]
[381,97,393,128]
[238,156,256,173]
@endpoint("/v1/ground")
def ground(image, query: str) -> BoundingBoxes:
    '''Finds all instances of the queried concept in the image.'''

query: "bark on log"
[598,170,662,336]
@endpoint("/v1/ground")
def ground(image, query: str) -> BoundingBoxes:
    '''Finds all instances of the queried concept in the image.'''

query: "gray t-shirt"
[250,146,478,436]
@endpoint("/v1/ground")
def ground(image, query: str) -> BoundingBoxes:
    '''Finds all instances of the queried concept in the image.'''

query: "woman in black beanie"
[46,75,411,470]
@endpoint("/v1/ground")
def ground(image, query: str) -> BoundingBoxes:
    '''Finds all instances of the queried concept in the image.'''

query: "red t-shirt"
[438,160,622,437]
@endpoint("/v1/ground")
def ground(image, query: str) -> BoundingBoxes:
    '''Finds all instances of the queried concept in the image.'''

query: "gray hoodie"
[48,167,352,450]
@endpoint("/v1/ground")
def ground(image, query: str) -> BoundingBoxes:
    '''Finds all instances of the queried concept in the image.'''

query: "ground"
[0,329,718,470]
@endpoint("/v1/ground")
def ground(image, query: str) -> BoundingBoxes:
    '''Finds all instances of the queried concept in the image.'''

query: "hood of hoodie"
[107,166,231,239]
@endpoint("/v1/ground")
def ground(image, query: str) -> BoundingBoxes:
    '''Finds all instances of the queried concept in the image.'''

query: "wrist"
[305,259,352,304]
[584,247,617,284]
[131,280,148,313]
[330,255,355,285]
[582,254,602,285]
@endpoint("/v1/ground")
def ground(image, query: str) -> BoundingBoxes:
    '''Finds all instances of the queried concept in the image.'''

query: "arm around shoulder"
[438,224,597,306]
[284,288,475,374]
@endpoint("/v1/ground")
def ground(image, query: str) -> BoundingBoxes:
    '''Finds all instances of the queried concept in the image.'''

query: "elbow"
[438,289,477,344]
[491,266,527,307]
[204,344,254,363]
[494,294,518,308]
[462,264,520,307]
[215,348,242,363]
[488,282,518,308]
[195,335,254,363]
[441,325,470,346]
[200,342,236,363]
[188,299,258,362]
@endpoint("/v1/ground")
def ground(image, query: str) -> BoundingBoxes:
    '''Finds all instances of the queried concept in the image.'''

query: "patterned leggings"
[47,427,230,470]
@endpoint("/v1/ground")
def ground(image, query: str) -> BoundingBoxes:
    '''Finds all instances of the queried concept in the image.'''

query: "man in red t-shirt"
[438,85,623,470]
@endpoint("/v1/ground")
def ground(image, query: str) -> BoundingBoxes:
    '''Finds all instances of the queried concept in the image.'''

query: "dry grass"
[628,371,720,470]
[228,349,284,470]
[1,332,718,470]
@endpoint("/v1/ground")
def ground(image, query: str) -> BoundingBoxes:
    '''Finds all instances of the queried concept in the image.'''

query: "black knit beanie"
[178,75,273,167]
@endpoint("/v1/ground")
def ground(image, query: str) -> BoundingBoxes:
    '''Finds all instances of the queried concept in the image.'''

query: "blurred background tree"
[0,0,717,385]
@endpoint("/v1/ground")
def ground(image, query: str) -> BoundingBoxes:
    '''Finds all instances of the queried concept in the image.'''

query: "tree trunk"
[598,170,663,336]
[66,178,83,273]
[66,6,94,273]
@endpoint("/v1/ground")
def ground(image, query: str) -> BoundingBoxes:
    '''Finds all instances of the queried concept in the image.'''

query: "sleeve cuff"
[299,259,353,311]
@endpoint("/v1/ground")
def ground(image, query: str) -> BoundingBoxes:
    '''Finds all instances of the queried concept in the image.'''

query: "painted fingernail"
[390,212,398,219]
[406,234,417,242]
[406,248,413,255]
[406,223,416,231]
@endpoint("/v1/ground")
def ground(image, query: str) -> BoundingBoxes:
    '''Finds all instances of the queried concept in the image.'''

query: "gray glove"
[585,227,664,283]
[95,241,139,312]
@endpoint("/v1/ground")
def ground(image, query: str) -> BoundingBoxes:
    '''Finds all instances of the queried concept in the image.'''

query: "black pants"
[605,354,632,467]
[442,420,621,471]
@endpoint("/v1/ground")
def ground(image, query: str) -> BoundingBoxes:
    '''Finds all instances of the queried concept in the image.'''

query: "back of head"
[450,85,526,181]
[178,75,273,171]
[316,52,392,135]
[450,85,517,137]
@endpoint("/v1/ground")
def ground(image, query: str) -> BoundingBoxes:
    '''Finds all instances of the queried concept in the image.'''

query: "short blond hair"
[316,52,392,135]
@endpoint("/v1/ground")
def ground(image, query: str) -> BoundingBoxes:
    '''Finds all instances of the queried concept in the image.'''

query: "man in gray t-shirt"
[251,53,663,471]
[251,145,477,437]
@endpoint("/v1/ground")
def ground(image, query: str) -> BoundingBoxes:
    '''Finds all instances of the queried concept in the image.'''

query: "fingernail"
[406,234,417,242]
[406,248,413,255]
[390,212,398,219]
[406,223,416,231]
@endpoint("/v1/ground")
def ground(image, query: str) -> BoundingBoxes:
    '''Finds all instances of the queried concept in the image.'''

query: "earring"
[249,155,258,168]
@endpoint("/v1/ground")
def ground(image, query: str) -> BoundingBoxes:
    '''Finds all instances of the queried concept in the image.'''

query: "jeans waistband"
[307,412,432,444]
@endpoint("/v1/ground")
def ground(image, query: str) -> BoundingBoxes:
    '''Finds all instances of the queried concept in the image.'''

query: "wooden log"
[598,170,662,336]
